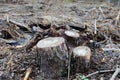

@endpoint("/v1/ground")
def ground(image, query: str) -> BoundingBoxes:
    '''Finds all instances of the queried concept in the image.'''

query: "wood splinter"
[24,68,31,80]
[72,46,91,72]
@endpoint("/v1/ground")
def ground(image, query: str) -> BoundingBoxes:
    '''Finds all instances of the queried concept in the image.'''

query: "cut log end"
[64,30,79,38]
[37,37,65,48]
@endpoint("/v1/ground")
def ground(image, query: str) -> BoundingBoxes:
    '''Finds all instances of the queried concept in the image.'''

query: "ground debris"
[0,0,120,80]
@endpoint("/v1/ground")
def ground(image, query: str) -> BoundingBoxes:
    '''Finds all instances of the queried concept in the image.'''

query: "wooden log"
[72,46,91,72]
[36,37,68,78]
[9,19,31,32]
[64,30,80,47]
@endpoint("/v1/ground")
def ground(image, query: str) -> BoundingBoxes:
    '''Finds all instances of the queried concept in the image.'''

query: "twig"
[99,7,105,18]
[11,12,33,16]
[115,10,120,25]
[67,47,72,80]
[6,14,9,22]
[7,51,13,72]
[24,68,32,80]
[102,48,120,51]
[110,67,120,80]
[86,69,115,78]
[93,19,97,53]
[65,38,72,80]
[94,19,97,34]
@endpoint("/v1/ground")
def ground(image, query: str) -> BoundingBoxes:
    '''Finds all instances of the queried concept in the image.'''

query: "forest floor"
[0,0,120,80]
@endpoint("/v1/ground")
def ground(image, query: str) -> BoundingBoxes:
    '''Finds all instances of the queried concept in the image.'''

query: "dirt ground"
[0,0,120,80]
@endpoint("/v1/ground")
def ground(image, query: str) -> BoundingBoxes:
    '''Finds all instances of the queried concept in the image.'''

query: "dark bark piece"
[72,46,91,72]
[69,25,87,31]
[38,24,51,30]
[36,37,68,78]
[25,32,44,52]
[47,25,64,37]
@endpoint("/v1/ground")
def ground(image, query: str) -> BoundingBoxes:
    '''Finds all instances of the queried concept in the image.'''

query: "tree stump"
[72,46,91,73]
[36,37,68,78]
[64,30,80,47]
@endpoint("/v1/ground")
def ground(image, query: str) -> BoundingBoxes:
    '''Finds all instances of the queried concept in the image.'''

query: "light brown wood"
[24,68,31,80]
